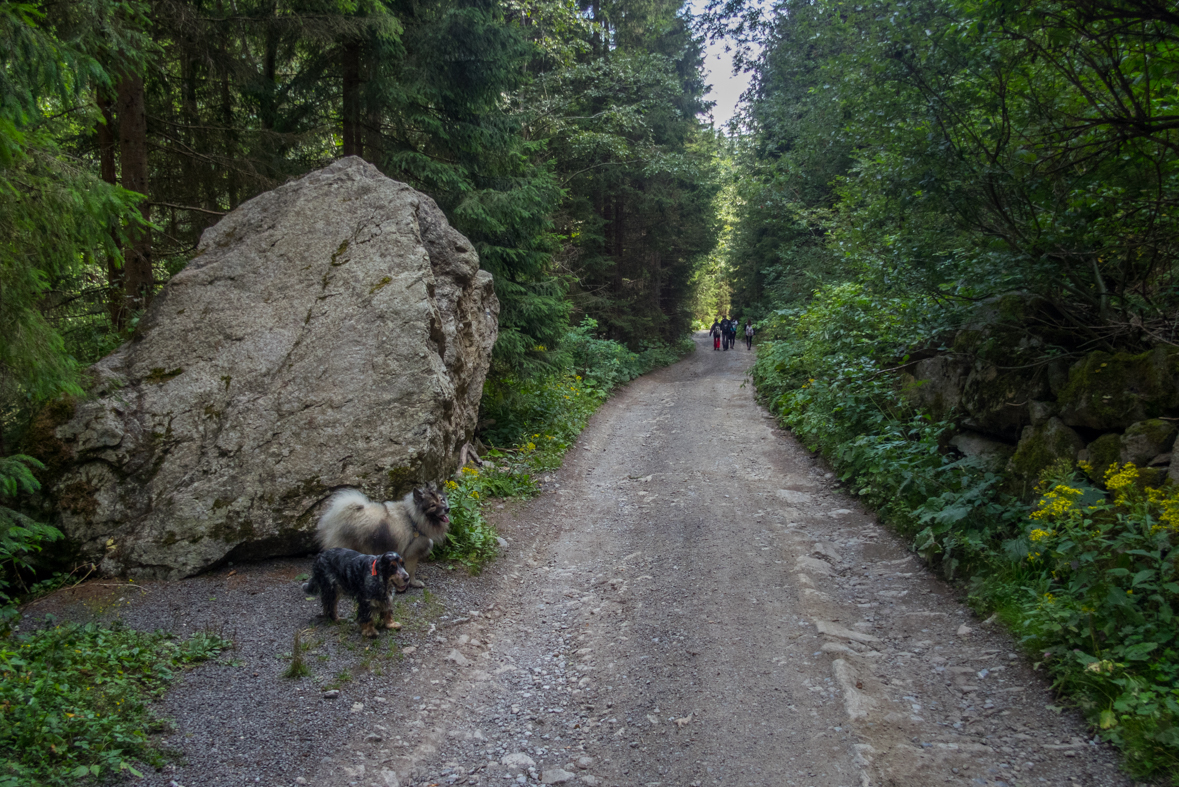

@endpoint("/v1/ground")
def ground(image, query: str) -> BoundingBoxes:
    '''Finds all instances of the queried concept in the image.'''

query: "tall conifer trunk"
[342,42,362,157]
[96,89,125,330]
[116,73,153,315]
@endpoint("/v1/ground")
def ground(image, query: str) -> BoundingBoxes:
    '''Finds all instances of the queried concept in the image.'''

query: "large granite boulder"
[45,157,498,578]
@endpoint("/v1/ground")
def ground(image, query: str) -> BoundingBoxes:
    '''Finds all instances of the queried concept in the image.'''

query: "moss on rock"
[1085,433,1122,483]
[1005,417,1085,499]
[1058,348,1179,429]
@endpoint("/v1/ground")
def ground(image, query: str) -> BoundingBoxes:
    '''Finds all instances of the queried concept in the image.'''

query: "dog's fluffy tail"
[317,489,394,553]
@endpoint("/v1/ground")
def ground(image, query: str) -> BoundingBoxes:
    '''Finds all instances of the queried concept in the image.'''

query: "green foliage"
[435,465,526,572]
[752,284,1023,564]
[750,282,1179,775]
[0,456,62,613]
[482,318,691,450]
[522,1,722,347]
[0,0,147,423]
[0,621,228,787]
[989,463,1179,776]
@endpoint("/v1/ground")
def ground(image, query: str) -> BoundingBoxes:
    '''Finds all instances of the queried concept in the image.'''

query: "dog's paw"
[409,579,425,589]
[385,620,403,630]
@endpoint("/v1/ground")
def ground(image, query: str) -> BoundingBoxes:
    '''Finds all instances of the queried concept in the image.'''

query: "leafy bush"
[483,318,692,451]
[436,465,534,572]
[751,282,1179,777]
[999,463,1179,776]
[0,455,62,626]
[752,285,1021,570]
[0,621,228,787]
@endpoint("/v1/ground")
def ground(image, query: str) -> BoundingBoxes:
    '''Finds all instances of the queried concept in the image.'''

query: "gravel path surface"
[24,334,1150,787]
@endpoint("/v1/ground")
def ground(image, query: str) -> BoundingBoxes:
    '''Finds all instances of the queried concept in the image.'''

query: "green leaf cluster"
[0,621,228,787]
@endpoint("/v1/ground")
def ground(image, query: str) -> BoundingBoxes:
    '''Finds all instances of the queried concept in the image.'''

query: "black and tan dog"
[302,548,409,636]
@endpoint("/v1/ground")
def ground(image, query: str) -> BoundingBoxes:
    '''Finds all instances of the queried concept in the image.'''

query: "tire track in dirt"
[316,334,1138,787]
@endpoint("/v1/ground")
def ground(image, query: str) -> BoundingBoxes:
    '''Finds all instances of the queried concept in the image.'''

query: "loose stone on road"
[317,334,1133,787]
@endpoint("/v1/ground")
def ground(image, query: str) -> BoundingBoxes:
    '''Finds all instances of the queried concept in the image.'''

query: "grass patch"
[0,620,228,786]
[280,628,313,679]
[323,670,351,691]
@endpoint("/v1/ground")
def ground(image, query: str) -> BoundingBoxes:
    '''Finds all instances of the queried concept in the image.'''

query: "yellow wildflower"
[1030,485,1082,521]
[1029,528,1053,542]
[1104,462,1139,505]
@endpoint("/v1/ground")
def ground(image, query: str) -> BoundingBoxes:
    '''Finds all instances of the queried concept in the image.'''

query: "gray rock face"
[50,157,498,578]
[1005,417,1085,499]
[947,431,1015,472]
[906,356,969,420]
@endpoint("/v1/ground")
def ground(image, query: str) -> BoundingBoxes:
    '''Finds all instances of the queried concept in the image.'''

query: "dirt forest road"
[308,333,1135,787]
[35,333,1144,787]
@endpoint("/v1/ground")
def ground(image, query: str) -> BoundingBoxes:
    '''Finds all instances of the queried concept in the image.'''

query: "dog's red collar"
[371,558,378,577]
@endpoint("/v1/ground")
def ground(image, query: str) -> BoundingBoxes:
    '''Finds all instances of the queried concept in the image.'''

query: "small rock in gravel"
[576,756,594,769]
[350,702,364,713]
[323,690,340,699]
[365,733,383,742]
[446,649,471,666]
[295,779,307,785]
[501,753,536,769]
[957,624,973,636]
[403,646,418,654]
[580,777,600,786]
[541,768,576,784]
[813,542,842,562]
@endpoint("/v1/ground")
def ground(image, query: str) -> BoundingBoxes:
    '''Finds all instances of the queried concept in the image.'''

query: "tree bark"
[342,41,362,158]
[97,88,126,330]
[116,73,153,315]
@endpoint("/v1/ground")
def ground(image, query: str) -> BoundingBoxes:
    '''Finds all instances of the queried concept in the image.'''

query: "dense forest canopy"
[0,0,723,443]
[717,0,1179,351]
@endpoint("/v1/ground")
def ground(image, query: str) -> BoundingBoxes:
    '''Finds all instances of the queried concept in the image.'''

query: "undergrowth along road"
[19,335,1144,787]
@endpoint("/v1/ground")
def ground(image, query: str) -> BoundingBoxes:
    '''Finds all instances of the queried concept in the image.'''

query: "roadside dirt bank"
[24,333,1150,787]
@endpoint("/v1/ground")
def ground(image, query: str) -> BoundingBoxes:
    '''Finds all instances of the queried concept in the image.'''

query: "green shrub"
[997,463,1179,776]
[752,282,1179,778]
[436,464,534,572]
[0,621,228,786]
[0,455,63,630]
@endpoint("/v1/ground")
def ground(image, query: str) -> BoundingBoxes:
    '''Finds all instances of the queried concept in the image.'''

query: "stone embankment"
[899,293,1179,497]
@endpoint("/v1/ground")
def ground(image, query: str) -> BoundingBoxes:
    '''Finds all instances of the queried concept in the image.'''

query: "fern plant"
[0,454,62,606]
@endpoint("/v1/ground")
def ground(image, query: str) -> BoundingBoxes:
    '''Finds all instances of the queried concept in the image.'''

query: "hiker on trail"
[730,318,739,349]
[745,320,755,350]
[720,317,731,350]
[710,319,722,351]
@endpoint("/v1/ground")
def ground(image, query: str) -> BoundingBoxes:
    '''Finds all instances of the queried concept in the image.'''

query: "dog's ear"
[413,486,425,504]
